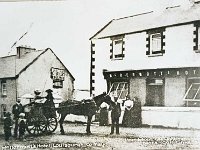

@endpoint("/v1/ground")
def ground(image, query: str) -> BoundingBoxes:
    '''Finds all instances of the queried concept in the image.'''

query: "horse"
[57,92,111,135]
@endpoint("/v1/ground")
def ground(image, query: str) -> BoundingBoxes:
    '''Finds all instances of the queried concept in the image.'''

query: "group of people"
[3,89,54,141]
[100,92,140,135]
[3,89,139,140]
[4,98,26,141]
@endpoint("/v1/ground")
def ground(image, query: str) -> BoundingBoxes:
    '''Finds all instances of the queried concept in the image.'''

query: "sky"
[0,0,189,90]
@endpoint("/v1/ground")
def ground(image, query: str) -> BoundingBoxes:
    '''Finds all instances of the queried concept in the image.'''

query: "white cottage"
[90,1,200,129]
[0,46,75,119]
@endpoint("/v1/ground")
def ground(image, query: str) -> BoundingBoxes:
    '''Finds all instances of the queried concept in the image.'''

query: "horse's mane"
[103,95,119,107]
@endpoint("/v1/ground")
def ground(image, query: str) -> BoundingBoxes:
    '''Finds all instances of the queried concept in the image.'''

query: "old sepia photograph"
[0,0,200,149]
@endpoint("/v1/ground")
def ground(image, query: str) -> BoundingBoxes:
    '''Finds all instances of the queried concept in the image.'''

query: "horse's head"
[92,92,108,108]
[102,94,116,107]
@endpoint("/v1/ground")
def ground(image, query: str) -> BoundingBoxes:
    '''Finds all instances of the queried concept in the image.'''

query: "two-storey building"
[90,1,200,129]
[0,46,75,120]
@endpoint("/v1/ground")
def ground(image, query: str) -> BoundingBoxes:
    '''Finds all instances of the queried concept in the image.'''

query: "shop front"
[103,67,200,129]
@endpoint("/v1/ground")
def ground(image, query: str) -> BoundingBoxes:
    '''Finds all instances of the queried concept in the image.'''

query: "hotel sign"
[50,67,65,88]
[50,67,65,81]
[103,67,200,79]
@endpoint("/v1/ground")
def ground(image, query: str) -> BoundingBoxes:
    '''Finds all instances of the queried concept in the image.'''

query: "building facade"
[90,1,200,128]
[0,46,75,120]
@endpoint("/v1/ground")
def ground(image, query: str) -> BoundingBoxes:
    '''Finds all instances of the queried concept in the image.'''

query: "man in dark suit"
[110,96,121,135]
[12,98,23,138]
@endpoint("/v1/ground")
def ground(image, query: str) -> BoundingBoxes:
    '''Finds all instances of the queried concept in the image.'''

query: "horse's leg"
[59,113,67,135]
[86,115,92,135]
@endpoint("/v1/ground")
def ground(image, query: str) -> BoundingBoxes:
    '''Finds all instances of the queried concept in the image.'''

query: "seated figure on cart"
[43,89,56,118]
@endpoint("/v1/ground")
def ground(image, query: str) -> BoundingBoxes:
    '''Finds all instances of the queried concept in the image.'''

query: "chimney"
[16,46,36,58]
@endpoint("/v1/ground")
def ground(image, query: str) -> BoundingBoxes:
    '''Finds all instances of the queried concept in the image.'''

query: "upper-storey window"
[199,26,200,48]
[151,33,161,53]
[146,29,165,56]
[194,21,200,52]
[110,35,125,60]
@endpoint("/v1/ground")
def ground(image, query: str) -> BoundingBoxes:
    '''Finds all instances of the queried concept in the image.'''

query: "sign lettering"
[51,67,65,81]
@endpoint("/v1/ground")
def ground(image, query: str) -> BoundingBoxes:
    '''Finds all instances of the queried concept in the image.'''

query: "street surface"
[0,122,200,150]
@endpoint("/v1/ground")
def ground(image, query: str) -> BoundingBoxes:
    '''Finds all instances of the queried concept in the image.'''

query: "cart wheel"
[26,114,47,136]
[45,117,58,134]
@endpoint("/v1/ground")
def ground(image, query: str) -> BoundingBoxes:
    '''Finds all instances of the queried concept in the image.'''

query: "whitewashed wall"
[142,107,200,129]
[17,49,74,101]
[93,23,200,96]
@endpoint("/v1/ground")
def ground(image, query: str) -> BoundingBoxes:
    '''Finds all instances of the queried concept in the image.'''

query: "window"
[108,82,128,100]
[184,78,200,107]
[151,33,162,53]
[146,29,165,56]
[146,78,165,106]
[194,22,200,52]
[1,80,7,96]
[198,26,200,49]
[1,104,7,120]
[110,36,125,60]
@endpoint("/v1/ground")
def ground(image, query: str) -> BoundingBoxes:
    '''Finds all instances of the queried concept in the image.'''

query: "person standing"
[110,95,121,135]
[18,113,26,141]
[122,95,134,127]
[12,98,23,138]
[99,102,109,126]
[3,112,12,141]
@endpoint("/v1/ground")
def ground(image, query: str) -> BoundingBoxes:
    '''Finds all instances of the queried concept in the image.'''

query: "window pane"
[109,82,128,99]
[186,84,200,99]
[1,83,7,96]
[113,39,123,58]
[195,90,200,99]
[151,33,161,52]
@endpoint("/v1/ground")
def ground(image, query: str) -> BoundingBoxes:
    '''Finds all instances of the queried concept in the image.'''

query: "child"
[3,112,12,141]
[18,113,26,140]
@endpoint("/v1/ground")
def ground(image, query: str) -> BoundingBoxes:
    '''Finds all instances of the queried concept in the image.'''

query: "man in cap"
[12,98,23,138]
[3,112,12,141]
[109,91,121,135]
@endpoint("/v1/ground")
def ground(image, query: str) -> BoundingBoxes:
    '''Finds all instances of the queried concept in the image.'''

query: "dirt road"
[1,123,200,150]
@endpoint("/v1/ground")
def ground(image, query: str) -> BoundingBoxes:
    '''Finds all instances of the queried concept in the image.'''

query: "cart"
[24,101,58,136]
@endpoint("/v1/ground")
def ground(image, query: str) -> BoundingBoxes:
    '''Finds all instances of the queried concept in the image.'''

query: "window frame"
[110,35,125,60]
[1,80,7,97]
[146,28,165,57]
[150,33,162,54]
[108,81,129,100]
[1,104,7,120]
[194,21,200,52]
[184,78,200,106]
[198,26,200,50]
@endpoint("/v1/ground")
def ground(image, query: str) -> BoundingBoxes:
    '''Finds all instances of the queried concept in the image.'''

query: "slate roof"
[0,48,75,80]
[91,3,200,39]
